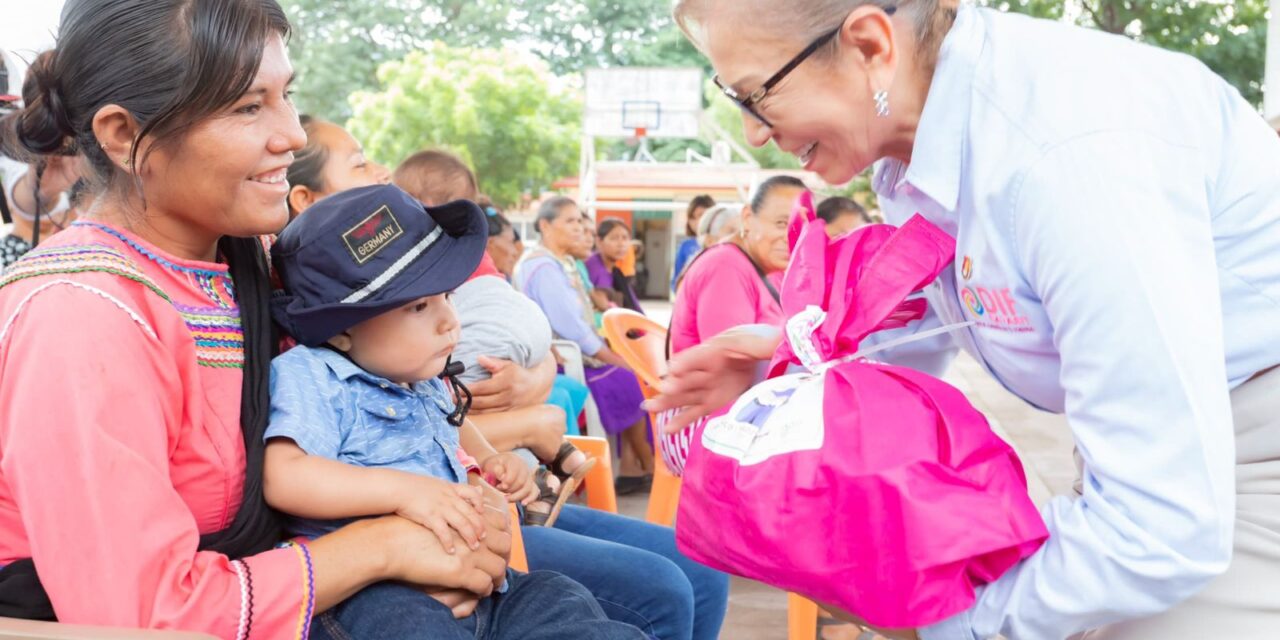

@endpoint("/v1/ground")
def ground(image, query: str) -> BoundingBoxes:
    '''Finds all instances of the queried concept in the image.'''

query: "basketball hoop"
[627,127,648,146]
[584,69,704,140]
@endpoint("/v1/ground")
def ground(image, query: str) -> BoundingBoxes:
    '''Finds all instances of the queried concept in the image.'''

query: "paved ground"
[615,303,1077,639]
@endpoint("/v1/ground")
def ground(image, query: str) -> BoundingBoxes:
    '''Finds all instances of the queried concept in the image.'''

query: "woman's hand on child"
[470,355,557,413]
[425,587,482,619]
[372,515,505,596]
[395,476,487,554]
[481,452,539,505]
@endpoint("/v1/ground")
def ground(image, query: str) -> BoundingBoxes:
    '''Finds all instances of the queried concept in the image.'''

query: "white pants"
[1081,366,1280,639]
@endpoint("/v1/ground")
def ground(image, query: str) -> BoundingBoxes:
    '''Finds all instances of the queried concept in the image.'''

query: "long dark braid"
[29,160,45,248]
[201,236,283,557]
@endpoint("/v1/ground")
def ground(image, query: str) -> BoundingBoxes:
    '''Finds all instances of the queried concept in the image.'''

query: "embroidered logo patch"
[961,285,1034,333]
[960,287,985,316]
[342,206,404,264]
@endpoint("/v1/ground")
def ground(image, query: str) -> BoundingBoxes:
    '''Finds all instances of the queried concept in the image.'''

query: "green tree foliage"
[282,0,686,119]
[346,44,582,208]
[983,0,1268,106]
[286,0,1268,197]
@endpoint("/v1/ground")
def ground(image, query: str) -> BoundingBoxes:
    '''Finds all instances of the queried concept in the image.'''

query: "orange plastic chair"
[601,309,666,392]
[508,503,529,572]
[565,435,618,514]
[788,593,821,639]
[602,308,819,640]
[601,309,680,527]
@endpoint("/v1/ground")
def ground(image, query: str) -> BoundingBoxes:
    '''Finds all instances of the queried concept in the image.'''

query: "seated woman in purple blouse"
[585,219,643,314]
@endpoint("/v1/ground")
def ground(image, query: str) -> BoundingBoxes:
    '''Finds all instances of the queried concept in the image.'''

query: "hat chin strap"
[440,357,472,427]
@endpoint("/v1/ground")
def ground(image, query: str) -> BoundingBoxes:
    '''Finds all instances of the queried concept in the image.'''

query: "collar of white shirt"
[874,4,985,213]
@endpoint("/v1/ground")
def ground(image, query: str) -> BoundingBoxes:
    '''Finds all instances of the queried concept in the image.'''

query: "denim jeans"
[310,569,646,640]
[522,505,730,640]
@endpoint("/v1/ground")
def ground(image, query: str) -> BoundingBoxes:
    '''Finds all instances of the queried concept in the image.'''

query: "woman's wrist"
[306,518,400,614]
[320,517,396,582]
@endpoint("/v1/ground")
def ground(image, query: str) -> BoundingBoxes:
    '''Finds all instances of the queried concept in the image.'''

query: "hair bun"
[16,50,76,156]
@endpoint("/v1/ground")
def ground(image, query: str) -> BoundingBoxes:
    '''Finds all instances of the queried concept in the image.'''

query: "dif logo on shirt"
[961,285,1033,332]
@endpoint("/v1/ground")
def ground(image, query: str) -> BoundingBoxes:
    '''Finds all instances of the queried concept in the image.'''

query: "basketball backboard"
[585,67,703,139]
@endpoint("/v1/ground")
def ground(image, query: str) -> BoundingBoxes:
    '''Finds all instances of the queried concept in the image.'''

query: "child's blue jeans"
[309,569,647,640]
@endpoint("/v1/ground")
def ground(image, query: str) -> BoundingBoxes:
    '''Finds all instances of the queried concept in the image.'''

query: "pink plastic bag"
[674,195,1048,628]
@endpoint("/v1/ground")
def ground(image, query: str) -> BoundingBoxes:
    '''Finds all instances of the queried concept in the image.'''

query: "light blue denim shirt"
[875,4,1280,639]
[267,344,467,539]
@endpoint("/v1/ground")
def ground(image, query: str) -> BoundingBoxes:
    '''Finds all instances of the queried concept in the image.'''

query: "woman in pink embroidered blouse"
[0,1,508,637]
[668,176,808,355]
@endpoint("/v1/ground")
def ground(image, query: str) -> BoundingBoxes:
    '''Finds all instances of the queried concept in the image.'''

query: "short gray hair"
[536,196,578,236]
[697,204,739,241]
[673,0,956,70]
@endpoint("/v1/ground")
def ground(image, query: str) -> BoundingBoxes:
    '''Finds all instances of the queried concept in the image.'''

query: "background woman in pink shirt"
[0,1,508,636]
[668,175,809,355]
[659,176,808,475]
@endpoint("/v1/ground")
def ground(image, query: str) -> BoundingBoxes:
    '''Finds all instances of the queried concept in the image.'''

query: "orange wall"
[596,210,633,228]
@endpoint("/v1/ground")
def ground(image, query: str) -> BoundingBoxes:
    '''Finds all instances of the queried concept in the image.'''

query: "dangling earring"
[874,90,890,118]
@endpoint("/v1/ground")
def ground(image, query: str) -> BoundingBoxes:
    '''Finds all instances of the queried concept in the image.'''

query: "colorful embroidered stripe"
[230,560,251,640]
[0,244,173,303]
[75,222,230,277]
[173,303,244,368]
[2,239,244,369]
[287,542,315,640]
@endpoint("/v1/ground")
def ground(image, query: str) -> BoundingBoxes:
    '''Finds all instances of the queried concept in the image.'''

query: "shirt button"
[380,383,389,389]
[387,407,397,417]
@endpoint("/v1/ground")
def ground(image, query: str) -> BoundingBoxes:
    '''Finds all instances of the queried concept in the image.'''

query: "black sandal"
[522,468,579,527]
[613,474,652,496]
[547,441,597,486]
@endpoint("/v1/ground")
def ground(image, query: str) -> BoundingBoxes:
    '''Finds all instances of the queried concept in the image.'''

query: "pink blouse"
[0,223,309,638]
[669,244,785,354]
[662,244,786,477]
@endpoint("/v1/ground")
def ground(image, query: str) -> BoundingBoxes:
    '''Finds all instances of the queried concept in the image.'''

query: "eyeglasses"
[713,5,896,128]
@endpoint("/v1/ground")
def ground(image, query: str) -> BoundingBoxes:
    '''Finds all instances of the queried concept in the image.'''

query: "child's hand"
[425,588,482,619]
[481,453,539,505]
[395,476,487,554]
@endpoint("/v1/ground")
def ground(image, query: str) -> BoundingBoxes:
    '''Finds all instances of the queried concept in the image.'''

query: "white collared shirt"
[874,5,1280,639]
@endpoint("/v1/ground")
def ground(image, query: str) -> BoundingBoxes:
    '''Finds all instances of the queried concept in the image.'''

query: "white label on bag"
[701,372,826,466]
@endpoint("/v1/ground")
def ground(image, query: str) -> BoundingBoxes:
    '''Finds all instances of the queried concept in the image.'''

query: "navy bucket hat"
[271,184,487,346]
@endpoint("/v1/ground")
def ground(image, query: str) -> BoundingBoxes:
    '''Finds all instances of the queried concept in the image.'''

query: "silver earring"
[874,90,890,118]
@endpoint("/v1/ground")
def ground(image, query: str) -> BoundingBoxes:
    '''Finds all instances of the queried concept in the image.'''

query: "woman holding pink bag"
[651,1,1280,639]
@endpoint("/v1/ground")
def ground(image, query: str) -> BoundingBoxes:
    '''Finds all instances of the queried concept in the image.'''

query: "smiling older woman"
[652,1,1280,639]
